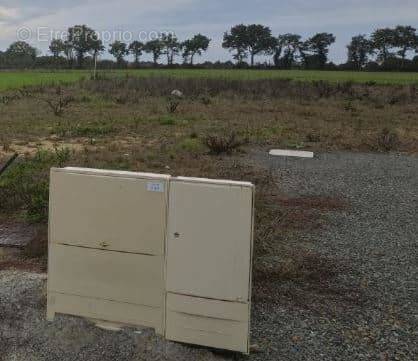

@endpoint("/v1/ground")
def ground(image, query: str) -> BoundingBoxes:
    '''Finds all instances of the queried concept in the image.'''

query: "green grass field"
[1,69,418,90]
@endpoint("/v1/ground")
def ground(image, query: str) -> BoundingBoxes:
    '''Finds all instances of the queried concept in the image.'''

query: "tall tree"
[67,25,99,68]
[144,39,164,66]
[129,41,144,66]
[347,35,373,70]
[161,33,181,65]
[393,25,417,67]
[274,33,302,68]
[304,32,336,69]
[245,24,277,66]
[222,24,276,66]
[182,34,211,65]
[49,39,65,58]
[222,24,249,64]
[109,41,128,66]
[371,28,396,63]
[90,38,104,60]
[5,41,38,68]
[63,40,75,68]
[90,38,104,77]
[6,41,38,60]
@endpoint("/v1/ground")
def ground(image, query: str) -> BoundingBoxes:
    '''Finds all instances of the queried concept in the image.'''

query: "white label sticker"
[147,182,164,193]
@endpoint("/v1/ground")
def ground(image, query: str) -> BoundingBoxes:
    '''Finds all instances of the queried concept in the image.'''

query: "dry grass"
[0,77,417,160]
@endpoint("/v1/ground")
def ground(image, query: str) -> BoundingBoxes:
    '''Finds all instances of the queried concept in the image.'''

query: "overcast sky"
[0,0,417,64]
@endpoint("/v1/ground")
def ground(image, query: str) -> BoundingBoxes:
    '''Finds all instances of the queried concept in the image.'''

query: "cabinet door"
[49,170,168,255]
[166,180,253,302]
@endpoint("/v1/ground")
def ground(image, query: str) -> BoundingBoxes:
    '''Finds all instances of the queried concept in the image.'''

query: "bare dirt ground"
[0,151,417,361]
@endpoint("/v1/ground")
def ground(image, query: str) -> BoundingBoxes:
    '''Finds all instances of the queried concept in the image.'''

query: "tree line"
[1,24,418,71]
[46,25,211,68]
[222,24,418,71]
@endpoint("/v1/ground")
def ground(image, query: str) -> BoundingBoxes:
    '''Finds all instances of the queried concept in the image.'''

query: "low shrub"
[197,94,212,105]
[1,136,11,152]
[0,149,71,222]
[0,92,20,105]
[166,95,181,113]
[377,128,399,151]
[39,87,75,116]
[203,133,245,155]
[305,132,321,143]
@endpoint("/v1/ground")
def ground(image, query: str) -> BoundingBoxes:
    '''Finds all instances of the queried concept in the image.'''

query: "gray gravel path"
[1,151,417,361]
[250,151,417,361]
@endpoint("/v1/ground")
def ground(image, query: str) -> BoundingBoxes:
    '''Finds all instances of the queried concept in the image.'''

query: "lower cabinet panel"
[48,244,164,307]
[48,292,164,334]
[48,244,165,333]
[165,293,250,354]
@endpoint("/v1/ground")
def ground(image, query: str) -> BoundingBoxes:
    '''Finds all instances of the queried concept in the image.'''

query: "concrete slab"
[269,149,314,158]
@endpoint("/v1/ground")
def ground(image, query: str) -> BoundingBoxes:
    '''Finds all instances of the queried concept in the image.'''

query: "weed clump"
[377,128,399,151]
[1,136,11,152]
[21,86,74,116]
[204,133,245,155]
[0,92,20,105]
[41,87,75,117]
[166,95,181,113]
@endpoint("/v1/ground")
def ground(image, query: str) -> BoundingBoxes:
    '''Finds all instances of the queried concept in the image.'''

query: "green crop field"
[1,69,418,91]
[125,69,418,84]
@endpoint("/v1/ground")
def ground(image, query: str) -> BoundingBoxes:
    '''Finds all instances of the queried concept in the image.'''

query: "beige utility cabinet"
[47,168,254,354]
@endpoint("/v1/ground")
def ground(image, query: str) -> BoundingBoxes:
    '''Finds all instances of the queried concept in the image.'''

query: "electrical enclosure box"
[47,168,254,354]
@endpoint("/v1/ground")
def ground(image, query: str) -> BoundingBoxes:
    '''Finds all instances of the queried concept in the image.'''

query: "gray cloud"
[0,0,417,63]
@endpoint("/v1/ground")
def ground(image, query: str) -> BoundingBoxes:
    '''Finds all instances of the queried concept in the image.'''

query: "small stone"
[171,89,183,98]
[250,343,262,353]
[291,335,302,343]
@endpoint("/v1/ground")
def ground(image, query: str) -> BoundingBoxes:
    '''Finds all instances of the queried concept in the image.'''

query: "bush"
[39,87,75,117]
[204,133,245,155]
[166,95,181,113]
[0,149,71,222]
[377,128,399,151]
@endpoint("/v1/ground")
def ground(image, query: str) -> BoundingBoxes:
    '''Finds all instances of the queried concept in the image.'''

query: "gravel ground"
[1,151,417,361]
[0,221,35,248]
